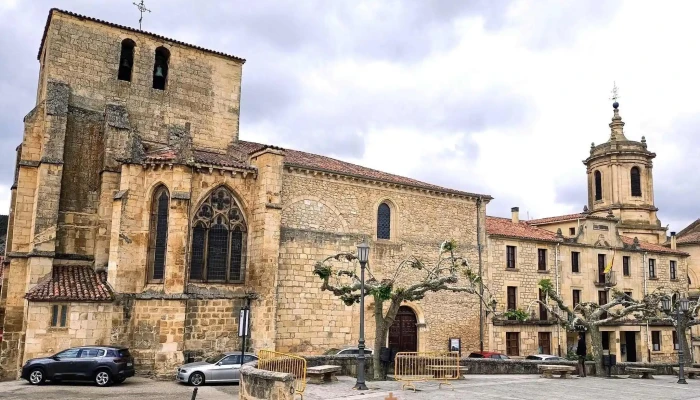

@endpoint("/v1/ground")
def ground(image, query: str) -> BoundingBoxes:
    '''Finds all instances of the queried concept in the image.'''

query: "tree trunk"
[371,297,402,380]
[372,298,385,380]
[588,326,605,377]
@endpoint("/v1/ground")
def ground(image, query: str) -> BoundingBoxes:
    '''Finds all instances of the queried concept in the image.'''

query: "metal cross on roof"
[133,0,151,30]
[610,81,620,103]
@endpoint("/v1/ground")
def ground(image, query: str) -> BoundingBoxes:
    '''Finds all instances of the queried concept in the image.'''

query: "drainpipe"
[555,243,561,356]
[477,196,484,352]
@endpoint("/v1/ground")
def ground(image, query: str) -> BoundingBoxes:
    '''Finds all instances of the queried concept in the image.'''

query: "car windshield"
[205,354,227,364]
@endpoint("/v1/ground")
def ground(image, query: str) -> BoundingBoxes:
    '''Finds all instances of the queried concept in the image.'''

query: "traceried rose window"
[189,187,247,283]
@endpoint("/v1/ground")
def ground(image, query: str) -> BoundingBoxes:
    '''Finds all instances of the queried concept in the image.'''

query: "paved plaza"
[306,375,700,400]
[1,375,700,399]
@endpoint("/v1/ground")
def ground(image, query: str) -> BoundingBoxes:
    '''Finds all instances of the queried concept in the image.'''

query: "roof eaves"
[39,8,246,63]
[284,162,493,200]
[487,233,561,243]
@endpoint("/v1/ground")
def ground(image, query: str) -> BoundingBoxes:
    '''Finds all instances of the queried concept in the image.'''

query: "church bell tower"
[583,92,666,244]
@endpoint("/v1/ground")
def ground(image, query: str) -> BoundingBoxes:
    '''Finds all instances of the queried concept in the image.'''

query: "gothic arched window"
[118,39,135,82]
[594,170,603,201]
[630,167,642,197]
[147,185,169,282]
[377,202,391,240]
[153,46,170,90]
[189,187,247,283]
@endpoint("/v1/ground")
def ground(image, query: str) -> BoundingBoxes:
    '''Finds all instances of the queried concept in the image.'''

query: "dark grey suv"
[21,346,135,386]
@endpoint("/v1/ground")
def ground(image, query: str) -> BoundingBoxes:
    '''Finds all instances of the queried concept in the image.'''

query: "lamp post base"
[353,382,369,390]
[677,378,688,385]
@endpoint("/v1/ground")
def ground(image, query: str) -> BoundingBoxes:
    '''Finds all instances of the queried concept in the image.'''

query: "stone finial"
[583,205,589,213]
[556,228,563,238]
[609,102,627,141]
[591,142,595,149]
[606,209,615,219]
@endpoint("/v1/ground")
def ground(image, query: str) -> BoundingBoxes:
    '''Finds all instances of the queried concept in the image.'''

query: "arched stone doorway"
[389,306,418,352]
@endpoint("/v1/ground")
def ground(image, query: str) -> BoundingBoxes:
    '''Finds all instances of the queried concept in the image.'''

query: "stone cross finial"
[610,81,620,104]
[133,0,151,29]
[608,82,626,141]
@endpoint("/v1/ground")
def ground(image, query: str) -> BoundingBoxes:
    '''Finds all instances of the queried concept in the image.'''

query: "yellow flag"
[604,249,615,274]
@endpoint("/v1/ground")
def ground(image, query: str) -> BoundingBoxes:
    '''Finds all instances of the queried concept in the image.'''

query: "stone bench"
[673,367,700,379]
[626,367,655,379]
[307,365,341,384]
[537,365,576,379]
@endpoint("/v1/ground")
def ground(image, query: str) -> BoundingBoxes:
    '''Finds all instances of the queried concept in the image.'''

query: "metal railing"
[257,349,307,398]
[393,352,460,392]
[595,271,617,287]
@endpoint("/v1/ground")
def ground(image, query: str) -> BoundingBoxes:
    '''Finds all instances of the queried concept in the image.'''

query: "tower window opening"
[153,47,170,90]
[594,170,603,201]
[631,167,642,197]
[118,39,135,82]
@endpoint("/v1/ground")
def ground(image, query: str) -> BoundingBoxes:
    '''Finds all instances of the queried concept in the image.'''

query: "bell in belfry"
[155,65,164,77]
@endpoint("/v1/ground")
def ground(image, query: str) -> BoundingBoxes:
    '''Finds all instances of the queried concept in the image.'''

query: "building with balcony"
[484,103,691,362]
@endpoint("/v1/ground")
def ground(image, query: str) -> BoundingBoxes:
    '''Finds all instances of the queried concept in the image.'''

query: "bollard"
[191,387,198,400]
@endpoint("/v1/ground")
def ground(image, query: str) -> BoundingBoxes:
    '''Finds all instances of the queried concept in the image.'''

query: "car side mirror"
[52,356,60,361]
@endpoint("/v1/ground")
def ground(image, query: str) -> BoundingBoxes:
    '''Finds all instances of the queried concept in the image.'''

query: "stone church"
[1,8,698,380]
[0,9,487,378]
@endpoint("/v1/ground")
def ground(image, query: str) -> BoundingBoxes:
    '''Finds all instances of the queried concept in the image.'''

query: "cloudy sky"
[1,0,699,232]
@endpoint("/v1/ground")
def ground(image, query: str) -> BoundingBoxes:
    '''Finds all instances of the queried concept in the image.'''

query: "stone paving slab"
[303,375,700,400]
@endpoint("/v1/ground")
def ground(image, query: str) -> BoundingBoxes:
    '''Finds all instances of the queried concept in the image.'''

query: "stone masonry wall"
[276,170,486,356]
[23,302,113,364]
[183,298,246,362]
[42,12,243,152]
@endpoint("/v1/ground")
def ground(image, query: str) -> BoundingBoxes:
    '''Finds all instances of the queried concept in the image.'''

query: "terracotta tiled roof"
[677,219,700,237]
[486,216,561,242]
[143,147,177,162]
[678,232,700,245]
[140,140,490,198]
[192,150,253,170]
[527,213,586,225]
[232,141,491,199]
[39,9,245,63]
[620,236,689,256]
[25,266,114,302]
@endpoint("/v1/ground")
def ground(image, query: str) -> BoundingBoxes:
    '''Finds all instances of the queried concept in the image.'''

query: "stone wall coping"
[240,362,294,383]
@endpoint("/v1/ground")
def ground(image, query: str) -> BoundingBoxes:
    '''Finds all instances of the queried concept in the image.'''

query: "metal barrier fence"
[257,349,307,399]
[394,352,461,392]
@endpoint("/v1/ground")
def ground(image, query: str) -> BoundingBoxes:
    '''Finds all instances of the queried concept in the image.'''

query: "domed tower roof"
[582,85,666,244]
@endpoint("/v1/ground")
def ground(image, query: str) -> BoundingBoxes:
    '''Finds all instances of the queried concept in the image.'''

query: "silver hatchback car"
[176,352,257,386]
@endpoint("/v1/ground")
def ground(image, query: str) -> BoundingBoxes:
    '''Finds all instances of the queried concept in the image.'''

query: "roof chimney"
[511,207,519,224]
[671,231,677,250]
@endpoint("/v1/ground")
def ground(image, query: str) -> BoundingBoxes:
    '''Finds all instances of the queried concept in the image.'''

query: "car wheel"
[28,368,45,385]
[94,370,112,387]
[189,372,205,386]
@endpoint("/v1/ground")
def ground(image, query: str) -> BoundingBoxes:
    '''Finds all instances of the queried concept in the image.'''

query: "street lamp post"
[353,241,370,391]
[662,296,689,384]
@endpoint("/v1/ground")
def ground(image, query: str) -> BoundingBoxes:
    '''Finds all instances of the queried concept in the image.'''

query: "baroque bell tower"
[583,89,666,244]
